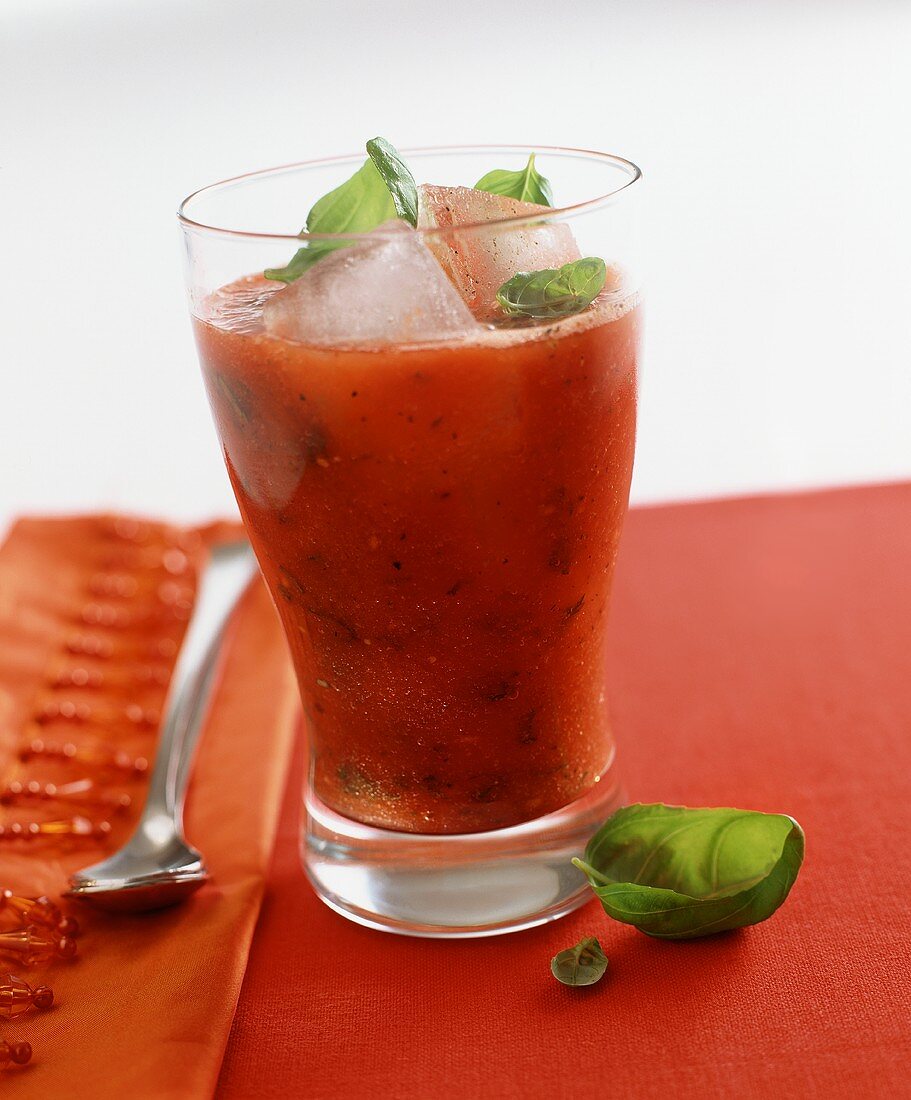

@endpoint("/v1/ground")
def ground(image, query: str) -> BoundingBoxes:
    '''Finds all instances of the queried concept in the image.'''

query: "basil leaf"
[366,137,418,228]
[306,157,395,236]
[550,937,608,987]
[475,153,553,206]
[264,241,337,284]
[212,373,255,425]
[496,257,606,320]
[264,158,396,283]
[573,804,805,940]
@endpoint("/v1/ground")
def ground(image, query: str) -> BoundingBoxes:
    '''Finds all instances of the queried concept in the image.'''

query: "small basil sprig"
[550,938,608,987]
[265,138,414,283]
[574,804,805,940]
[366,137,418,228]
[475,153,553,206]
[496,257,606,320]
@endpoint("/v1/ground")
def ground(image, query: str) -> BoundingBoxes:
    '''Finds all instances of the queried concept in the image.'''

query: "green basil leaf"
[306,157,395,235]
[550,937,608,987]
[475,153,553,206]
[264,158,396,283]
[263,241,337,284]
[496,257,606,320]
[573,804,805,940]
[366,136,418,228]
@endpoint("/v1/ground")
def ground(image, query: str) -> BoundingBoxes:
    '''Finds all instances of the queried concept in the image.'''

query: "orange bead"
[57,915,79,938]
[0,974,54,1018]
[0,925,77,965]
[55,936,77,960]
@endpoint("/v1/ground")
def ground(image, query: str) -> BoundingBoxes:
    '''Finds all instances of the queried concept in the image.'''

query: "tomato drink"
[182,143,643,935]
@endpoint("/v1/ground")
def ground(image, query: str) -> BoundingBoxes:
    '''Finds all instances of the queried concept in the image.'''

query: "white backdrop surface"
[3,0,910,528]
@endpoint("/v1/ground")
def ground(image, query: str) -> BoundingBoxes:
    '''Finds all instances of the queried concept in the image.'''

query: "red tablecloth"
[217,484,911,1099]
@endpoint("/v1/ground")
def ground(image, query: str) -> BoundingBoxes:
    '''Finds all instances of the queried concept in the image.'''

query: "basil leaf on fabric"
[496,257,606,320]
[475,153,553,206]
[366,137,419,228]
[550,937,608,987]
[573,804,805,940]
[264,158,396,283]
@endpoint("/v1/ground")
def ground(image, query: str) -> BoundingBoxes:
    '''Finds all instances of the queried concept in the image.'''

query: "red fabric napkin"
[217,484,911,1099]
[0,517,299,1099]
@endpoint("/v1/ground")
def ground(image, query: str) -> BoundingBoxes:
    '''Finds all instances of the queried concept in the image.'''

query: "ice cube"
[418,185,581,321]
[263,221,479,346]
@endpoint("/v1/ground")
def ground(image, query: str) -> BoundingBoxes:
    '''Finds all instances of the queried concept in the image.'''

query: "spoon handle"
[144,541,258,830]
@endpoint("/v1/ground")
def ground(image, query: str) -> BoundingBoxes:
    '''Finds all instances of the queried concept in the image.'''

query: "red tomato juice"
[194,281,639,833]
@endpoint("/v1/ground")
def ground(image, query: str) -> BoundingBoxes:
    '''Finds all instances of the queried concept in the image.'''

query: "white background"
[3,0,910,530]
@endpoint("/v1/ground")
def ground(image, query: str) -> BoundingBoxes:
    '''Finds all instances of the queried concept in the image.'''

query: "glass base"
[302,761,623,939]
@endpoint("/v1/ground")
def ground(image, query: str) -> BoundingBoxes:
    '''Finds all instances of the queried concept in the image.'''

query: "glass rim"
[177,143,642,242]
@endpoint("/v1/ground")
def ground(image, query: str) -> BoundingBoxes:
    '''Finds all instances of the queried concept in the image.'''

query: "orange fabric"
[218,484,911,1099]
[0,517,298,1098]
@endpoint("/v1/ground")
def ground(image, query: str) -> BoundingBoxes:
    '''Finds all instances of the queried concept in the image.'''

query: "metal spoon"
[67,541,258,913]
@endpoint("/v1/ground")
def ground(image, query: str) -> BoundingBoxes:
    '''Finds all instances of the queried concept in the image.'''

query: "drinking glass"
[179,146,642,936]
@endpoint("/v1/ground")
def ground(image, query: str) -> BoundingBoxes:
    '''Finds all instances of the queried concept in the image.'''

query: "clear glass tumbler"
[179,145,642,936]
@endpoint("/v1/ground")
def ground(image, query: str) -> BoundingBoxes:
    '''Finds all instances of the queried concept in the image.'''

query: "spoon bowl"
[68,836,209,912]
